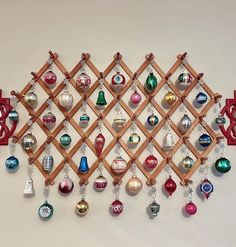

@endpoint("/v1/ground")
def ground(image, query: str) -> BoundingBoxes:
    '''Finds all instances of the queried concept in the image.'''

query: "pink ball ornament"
[130,90,142,105]
[76,73,91,90]
[58,176,74,195]
[94,175,107,191]
[44,71,57,86]
[110,200,124,216]
[185,202,197,215]
[43,111,56,129]
[144,155,158,171]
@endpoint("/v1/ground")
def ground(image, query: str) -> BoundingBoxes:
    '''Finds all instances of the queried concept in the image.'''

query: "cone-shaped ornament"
[94,133,105,157]
[23,177,35,197]
[96,90,107,106]
[145,73,157,93]
[78,156,89,174]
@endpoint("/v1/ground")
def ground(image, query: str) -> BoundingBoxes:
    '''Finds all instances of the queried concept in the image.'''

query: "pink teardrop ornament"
[94,133,105,157]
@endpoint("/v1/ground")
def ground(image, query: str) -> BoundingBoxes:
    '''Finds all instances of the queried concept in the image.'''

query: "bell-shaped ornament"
[179,114,192,133]
[96,90,107,106]
[23,177,35,197]
[145,73,158,93]
[78,156,89,174]
[94,133,105,157]
[148,200,160,217]
[114,111,126,128]
[163,132,175,151]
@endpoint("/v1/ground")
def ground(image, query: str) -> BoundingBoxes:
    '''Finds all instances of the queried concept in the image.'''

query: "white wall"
[0,0,236,246]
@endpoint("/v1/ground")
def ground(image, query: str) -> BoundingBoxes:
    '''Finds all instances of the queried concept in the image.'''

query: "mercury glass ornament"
[215,114,226,126]
[177,73,192,87]
[128,133,141,145]
[178,114,192,133]
[23,177,35,197]
[164,91,177,105]
[145,73,157,93]
[21,133,37,151]
[76,72,91,90]
[126,175,143,195]
[163,132,175,151]
[130,90,142,105]
[215,157,231,173]
[96,90,107,106]
[111,156,127,174]
[147,114,159,126]
[5,156,19,172]
[44,71,57,86]
[38,201,54,220]
[24,91,38,109]
[58,175,74,195]
[8,109,19,122]
[198,133,212,147]
[42,155,54,173]
[185,201,197,215]
[75,198,89,216]
[79,113,90,124]
[149,200,160,217]
[114,111,126,128]
[94,175,107,191]
[43,111,56,129]
[111,72,125,91]
[144,155,158,171]
[58,90,73,109]
[200,178,214,199]
[110,199,124,216]
[181,156,194,170]
[60,134,72,148]
[196,92,208,104]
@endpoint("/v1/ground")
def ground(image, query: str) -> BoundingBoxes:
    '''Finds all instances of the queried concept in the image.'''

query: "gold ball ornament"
[75,198,89,216]
[21,133,37,151]
[164,91,177,105]
[24,91,38,109]
[126,175,143,195]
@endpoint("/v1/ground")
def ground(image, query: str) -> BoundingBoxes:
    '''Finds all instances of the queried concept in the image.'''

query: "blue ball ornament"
[5,156,19,172]
[196,92,208,104]
[198,134,212,147]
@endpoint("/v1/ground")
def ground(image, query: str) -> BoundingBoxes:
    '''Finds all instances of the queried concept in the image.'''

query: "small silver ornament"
[179,114,192,133]
[181,156,194,171]
[58,90,74,109]
[21,133,37,151]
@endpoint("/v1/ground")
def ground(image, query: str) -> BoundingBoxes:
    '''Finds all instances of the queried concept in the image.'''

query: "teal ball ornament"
[5,156,19,172]
[215,157,231,173]
[215,114,226,126]
[198,134,212,147]
[145,73,157,93]
[8,109,19,122]
[60,134,72,148]
[147,114,159,126]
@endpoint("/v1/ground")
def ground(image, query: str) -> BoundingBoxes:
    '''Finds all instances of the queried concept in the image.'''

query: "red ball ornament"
[110,199,124,216]
[94,175,107,191]
[43,111,56,129]
[164,176,177,196]
[94,133,105,157]
[130,90,142,105]
[76,73,91,90]
[185,202,197,215]
[44,71,57,86]
[58,176,74,195]
[111,72,125,91]
[144,155,158,171]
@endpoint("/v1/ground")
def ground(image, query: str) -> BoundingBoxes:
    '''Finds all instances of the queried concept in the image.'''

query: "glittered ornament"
[94,133,105,157]
[5,156,19,172]
[179,114,192,133]
[178,73,192,87]
[110,199,124,216]
[8,109,19,122]
[181,156,194,170]
[60,134,72,148]
[38,201,54,220]
[58,90,73,109]
[163,132,175,151]
[111,72,125,91]
[96,90,107,106]
[126,175,143,195]
[24,91,38,109]
[198,134,212,147]
[149,200,160,217]
[215,114,226,126]
[94,175,107,191]
[130,90,142,105]
[79,113,90,124]
[215,157,231,173]
[75,198,89,216]
[76,73,91,90]
[44,71,57,86]
[164,176,177,196]
[164,91,177,105]
[147,114,159,126]
[23,177,35,197]
[144,155,158,171]
[128,133,141,145]
[43,111,56,129]
[58,175,74,195]
[185,201,197,215]
[145,73,157,93]
[21,133,37,151]
[196,92,208,104]
[200,178,214,199]
[114,111,126,128]
[42,155,54,173]
[78,156,89,174]
[111,156,127,174]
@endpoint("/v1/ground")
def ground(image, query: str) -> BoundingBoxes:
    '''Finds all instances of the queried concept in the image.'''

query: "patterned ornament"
[215,157,231,173]
[5,156,19,172]
[76,73,91,90]
[58,175,74,195]
[78,156,90,174]
[43,111,56,129]
[44,71,57,86]
[58,90,73,109]
[164,176,177,196]
[196,92,208,104]
[111,156,127,174]
[126,175,143,195]
[42,155,54,173]
[185,201,197,215]
[24,92,38,109]
[128,133,141,145]
[94,175,107,191]
[60,134,72,148]
[75,198,89,216]
[110,200,124,216]
[164,91,177,105]
[179,114,192,133]
[144,155,158,171]
[8,109,19,122]
[181,156,194,170]
[111,72,126,91]
[79,113,90,124]
[149,200,160,217]
[198,134,212,147]
[94,133,105,157]
[147,114,159,126]
[200,178,214,199]
[130,90,142,105]
[178,73,192,87]
[145,73,157,93]
[21,133,37,151]
[38,201,54,220]
[215,114,226,126]
[114,111,126,128]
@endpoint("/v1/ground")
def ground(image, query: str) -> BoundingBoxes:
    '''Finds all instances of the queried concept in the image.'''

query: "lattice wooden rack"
[11,51,224,187]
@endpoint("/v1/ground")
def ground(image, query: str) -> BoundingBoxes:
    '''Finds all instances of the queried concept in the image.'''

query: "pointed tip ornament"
[145,73,158,93]
[94,133,105,157]
[164,176,177,196]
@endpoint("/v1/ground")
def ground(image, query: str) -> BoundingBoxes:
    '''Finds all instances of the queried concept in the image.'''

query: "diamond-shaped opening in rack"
[173,144,198,175]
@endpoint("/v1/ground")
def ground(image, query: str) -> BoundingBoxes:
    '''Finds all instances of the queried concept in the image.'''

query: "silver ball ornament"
[24,92,38,109]
[21,133,37,151]
[58,90,74,109]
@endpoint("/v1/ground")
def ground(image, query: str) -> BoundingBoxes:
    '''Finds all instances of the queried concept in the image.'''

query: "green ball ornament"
[215,157,231,173]
[145,73,157,93]
[60,134,72,148]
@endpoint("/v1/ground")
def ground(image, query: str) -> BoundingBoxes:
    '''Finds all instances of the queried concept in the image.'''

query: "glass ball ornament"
[79,113,90,124]
[130,90,142,105]
[21,133,37,151]
[75,198,89,216]
[111,156,127,174]
[44,71,57,86]
[58,176,74,195]
[144,155,158,171]
[196,92,208,104]
[128,133,141,145]
[111,72,125,91]
[181,156,194,171]
[43,111,56,129]
[126,175,143,195]
[58,90,73,110]
[60,134,72,148]
[215,114,226,126]
[24,91,38,109]
[178,114,192,133]
[177,73,192,87]
[164,91,177,105]
[164,176,177,196]
[145,73,157,93]
[110,199,124,216]
[94,175,107,191]
[38,201,54,220]
[215,157,231,173]
[147,114,159,126]
[8,109,19,122]
[5,156,19,172]
[185,201,197,216]
[198,134,212,147]
[200,178,214,199]
[76,72,91,90]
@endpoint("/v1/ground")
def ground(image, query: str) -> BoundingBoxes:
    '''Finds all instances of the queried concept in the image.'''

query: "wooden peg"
[132,72,137,81]
[184,179,193,186]
[131,156,136,163]
[113,178,122,186]
[199,114,206,122]
[197,73,204,80]
[183,136,190,143]
[116,94,121,101]
[28,157,35,164]
[166,157,172,163]
[145,53,154,62]
[31,72,38,81]
[178,52,187,61]
[99,114,104,120]
[99,72,104,80]
[117,135,121,142]
[11,135,18,143]
[149,95,153,102]
[148,136,153,142]
[146,178,156,186]
[216,135,224,144]
[48,50,55,59]
[200,157,208,164]
[214,94,222,103]
[132,115,136,121]
[82,135,86,143]
[165,73,172,80]
[65,72,70,80]
[46,136,53,144]
[79,178,89,186]
[83,94,87,101]
[81,53,87,61]
[64,157,69,164]
[114,52,122,61]
[181,95,187,102]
